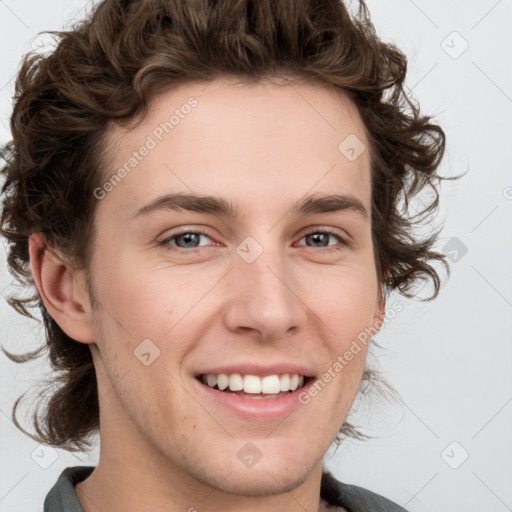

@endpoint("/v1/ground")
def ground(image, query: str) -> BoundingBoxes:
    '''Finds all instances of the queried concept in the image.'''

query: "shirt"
[43,466,408,512]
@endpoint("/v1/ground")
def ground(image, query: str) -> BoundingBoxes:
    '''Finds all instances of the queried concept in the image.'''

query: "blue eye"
[161,231,213,249]
[159,228,347,253]
[297,229,347,252]
[300,231,343,248]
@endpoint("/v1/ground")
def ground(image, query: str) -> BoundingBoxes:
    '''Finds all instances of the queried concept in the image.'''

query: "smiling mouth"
[197,373,313,398]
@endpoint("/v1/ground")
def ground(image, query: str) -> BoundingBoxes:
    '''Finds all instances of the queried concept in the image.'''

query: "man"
[1,1,447,510]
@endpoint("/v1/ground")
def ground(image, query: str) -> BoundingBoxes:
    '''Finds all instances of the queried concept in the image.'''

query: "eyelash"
[159,227,348,254]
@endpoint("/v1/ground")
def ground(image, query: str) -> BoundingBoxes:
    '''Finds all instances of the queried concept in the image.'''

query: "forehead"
[98,78,372,220]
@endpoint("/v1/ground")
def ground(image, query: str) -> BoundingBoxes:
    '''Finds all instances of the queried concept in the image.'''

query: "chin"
[212,463,312,497]
[206,442,320,497]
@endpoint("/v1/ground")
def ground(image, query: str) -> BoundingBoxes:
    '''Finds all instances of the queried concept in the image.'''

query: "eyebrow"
[131,192,369,221]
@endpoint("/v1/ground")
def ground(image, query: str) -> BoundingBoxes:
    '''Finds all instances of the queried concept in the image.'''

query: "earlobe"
[29,233,96,344]
[373,289,386,333]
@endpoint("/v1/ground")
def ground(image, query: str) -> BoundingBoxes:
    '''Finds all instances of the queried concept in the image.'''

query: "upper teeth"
[201,373,305,394]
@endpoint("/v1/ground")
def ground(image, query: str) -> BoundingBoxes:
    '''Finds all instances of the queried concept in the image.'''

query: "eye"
[159,227,348,253]
[296,228,347,252]
[160,230,215,250]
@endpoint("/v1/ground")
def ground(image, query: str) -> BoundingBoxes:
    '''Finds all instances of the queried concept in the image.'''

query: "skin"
[30,77,385,512]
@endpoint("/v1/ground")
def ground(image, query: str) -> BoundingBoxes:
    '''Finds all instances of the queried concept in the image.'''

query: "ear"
[28,233,96,344]
[372,287,386,334]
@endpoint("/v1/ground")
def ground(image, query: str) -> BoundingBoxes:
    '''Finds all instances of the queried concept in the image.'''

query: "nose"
[222,244,308,341]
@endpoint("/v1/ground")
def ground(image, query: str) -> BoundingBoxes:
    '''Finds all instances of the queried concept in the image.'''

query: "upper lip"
[195,363,315,378]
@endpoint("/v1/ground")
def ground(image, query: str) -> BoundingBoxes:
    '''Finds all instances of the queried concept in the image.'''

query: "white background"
[0,1,511,511]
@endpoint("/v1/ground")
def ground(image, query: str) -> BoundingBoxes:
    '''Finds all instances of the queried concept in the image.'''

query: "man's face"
[83,78,384,495]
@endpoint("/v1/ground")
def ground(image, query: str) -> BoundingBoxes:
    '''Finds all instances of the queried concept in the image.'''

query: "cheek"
[92,241,379,352]
[305,266,379,330]
[307,270,378,388]
[93,256,189,338]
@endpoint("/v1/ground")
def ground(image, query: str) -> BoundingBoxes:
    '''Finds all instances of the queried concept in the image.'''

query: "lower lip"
[194,378,315,421]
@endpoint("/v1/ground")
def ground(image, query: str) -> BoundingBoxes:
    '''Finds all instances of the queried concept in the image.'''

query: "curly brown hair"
[1,0,449,452]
